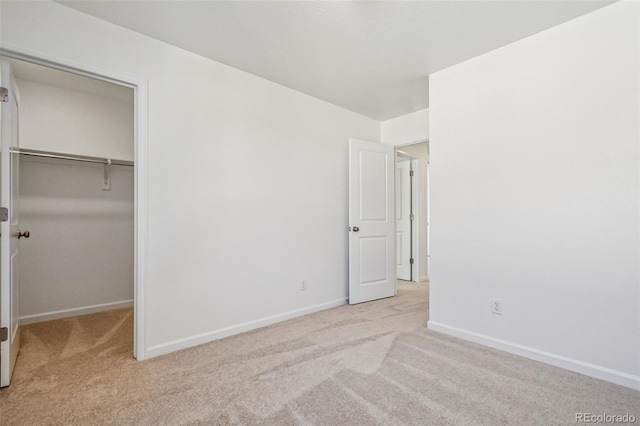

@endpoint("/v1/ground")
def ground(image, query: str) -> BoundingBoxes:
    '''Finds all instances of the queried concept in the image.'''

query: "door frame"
[395,140,429,283]
[410,159,421,281]
[395,154,414,281]
[0,43,149,360]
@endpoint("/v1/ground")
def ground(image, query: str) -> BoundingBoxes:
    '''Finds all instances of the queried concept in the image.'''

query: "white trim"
[132,68,149,362]
[424,148,430,283]
[410,159,420,282]
[147,298,348,359]
[0,41,149,361]
[19,300,134,325]
[427,321,640,391]
[394,138,429,149]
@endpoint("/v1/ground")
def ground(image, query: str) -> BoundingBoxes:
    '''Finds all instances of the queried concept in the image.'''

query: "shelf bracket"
[102,158,112,190]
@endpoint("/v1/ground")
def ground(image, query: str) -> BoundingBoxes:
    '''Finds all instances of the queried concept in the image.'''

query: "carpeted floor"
[1,282,638,425]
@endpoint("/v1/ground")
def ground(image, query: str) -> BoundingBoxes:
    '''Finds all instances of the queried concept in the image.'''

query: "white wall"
[381,108,429,147]
[19,157,134,323]
[429,1,639,389]
[17,77,134,161]
[0,1,380,357]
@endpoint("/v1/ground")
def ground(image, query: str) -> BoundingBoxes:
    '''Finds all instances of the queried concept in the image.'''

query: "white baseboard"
[427,321,640,391]
[146,297,348,359]
[19,300,134,325]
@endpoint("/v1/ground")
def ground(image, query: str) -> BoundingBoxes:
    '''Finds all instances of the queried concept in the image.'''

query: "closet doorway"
[395,141,429,283]
[1,57,136,386]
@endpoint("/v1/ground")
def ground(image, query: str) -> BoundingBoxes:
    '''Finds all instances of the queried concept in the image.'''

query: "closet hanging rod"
[13,148,134,167]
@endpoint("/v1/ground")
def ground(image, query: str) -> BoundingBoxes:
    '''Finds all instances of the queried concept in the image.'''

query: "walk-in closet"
[10,59,134,335]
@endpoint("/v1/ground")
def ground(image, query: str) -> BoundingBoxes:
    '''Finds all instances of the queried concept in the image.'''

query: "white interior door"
[1,57,21,387]
[396,159,411,281]
[348,138,395,304]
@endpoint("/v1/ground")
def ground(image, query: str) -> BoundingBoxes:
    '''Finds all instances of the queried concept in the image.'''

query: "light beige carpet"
[1,282,638,425]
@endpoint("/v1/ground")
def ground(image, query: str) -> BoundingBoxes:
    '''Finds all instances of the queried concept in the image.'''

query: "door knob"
[17,230,30,239]
[352,226,360,232]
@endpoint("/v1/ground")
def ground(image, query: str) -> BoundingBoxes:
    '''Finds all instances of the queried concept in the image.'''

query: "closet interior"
[11,59,135,329]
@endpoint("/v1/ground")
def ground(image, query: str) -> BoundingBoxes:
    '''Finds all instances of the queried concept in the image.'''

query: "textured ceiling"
[57,1,614,121]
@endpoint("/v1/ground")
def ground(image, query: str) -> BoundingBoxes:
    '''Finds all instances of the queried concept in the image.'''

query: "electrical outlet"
[300,279,307,291]
[491,298,503,315]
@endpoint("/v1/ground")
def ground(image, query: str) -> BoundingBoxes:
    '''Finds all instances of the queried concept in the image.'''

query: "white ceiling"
[57,0,614,121]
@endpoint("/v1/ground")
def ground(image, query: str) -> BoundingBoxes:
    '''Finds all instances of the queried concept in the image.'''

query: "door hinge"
[0,327,7,342]
[0,207,7,222]
[0,87,8,103]
[409,170,414,177]
[409,258,414,265]
[410,214,414,221]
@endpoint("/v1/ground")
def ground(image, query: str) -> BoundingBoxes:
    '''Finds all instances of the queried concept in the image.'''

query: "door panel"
[348,139,395,305]
[360,236,388,284]
[359,150,388,221]
[1,57,21,387]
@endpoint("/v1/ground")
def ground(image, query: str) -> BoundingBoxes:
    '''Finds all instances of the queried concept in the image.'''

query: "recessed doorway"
[0,53,145,387]
[395,141,429,283]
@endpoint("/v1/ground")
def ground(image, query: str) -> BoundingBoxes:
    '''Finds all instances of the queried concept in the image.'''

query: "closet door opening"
[395,142,430,284]
[395,155,413,281]
[6,58,135,382]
